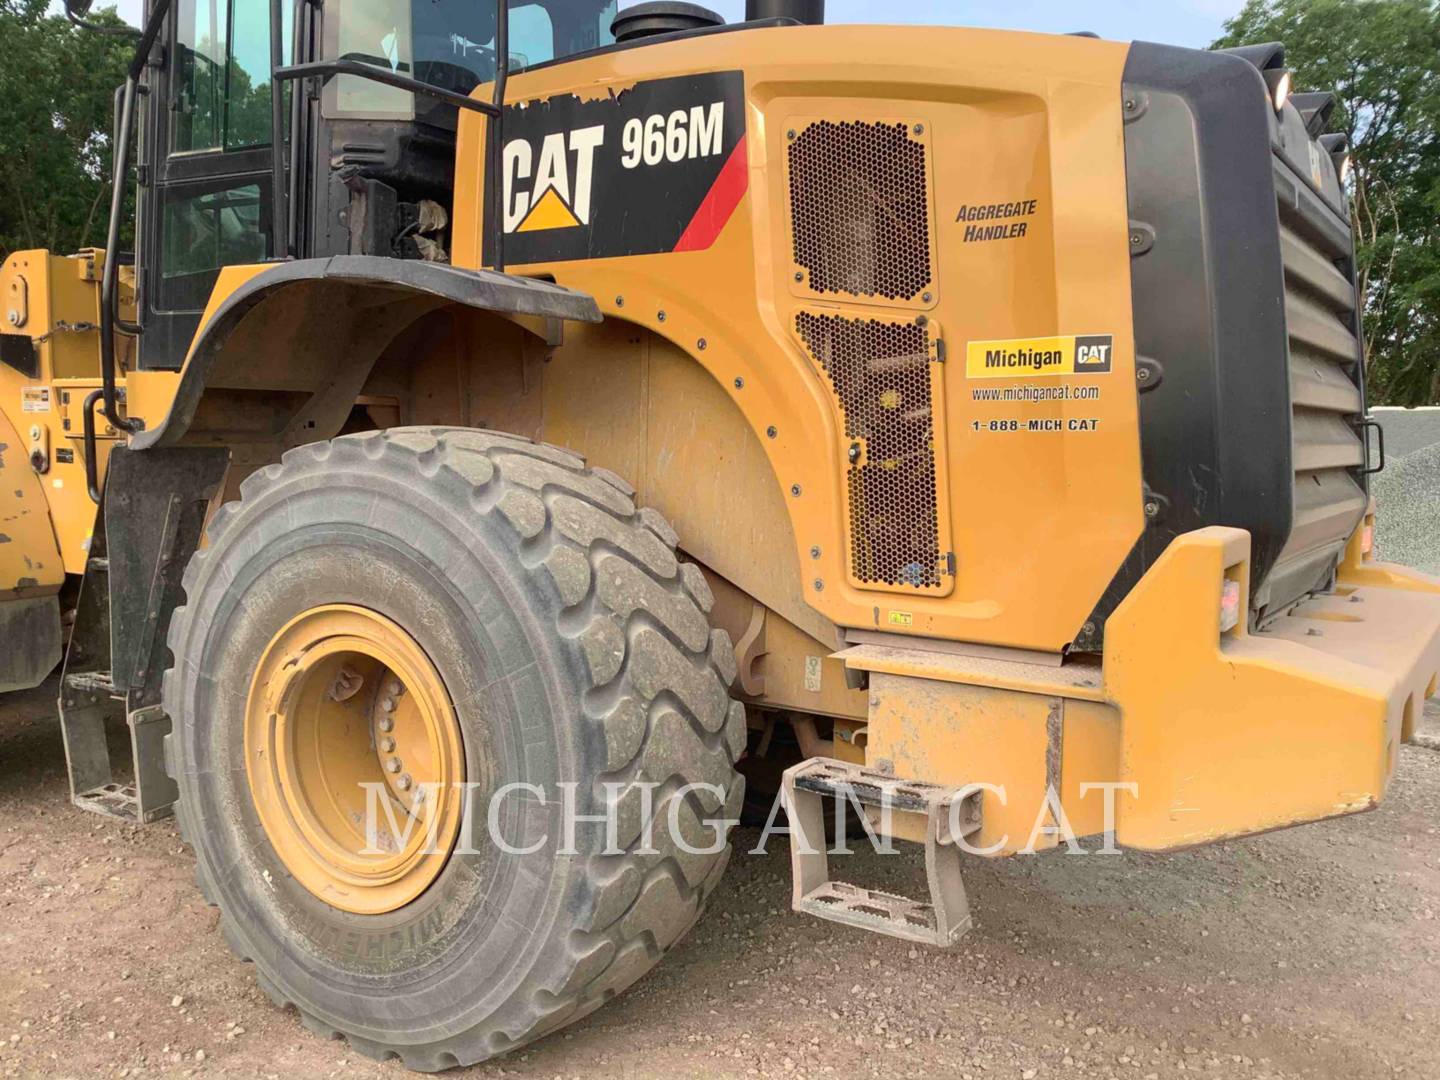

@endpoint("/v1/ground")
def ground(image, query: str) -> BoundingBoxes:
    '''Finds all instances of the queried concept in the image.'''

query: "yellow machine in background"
[2,0,1437,1069]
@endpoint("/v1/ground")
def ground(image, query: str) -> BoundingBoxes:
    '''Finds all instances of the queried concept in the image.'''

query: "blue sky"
[106,0,1245,49]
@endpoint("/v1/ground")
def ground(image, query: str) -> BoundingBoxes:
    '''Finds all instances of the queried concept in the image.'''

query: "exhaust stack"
[746,0,824,24]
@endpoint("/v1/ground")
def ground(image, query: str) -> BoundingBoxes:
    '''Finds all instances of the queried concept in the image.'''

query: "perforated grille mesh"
[796,311,942,589]
[787,121,933,302]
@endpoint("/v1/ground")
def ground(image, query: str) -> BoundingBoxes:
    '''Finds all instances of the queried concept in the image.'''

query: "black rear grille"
[1081,42,1363,652]
[1262,161,1367,616]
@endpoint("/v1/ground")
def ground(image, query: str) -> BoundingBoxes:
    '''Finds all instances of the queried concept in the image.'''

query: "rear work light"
[1219,578,1242,634]
[1264,68,1293,113]
[1336,153,1353,186]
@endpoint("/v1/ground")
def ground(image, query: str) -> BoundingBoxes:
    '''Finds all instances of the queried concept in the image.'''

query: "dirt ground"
[1,683,1437,1080]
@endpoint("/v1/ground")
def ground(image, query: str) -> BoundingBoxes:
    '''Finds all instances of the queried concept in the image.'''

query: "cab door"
[138,0,291,369]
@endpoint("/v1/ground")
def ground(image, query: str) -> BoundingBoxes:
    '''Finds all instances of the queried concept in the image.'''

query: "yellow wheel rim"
[244,605,466,915]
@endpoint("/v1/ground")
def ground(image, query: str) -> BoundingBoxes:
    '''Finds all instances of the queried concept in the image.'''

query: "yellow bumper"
[1106,525,1440,850]
[842,523,1440,854]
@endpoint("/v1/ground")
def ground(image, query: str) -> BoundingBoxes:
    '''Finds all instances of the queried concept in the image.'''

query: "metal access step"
[59,696,176,823]
[782,757,982,947]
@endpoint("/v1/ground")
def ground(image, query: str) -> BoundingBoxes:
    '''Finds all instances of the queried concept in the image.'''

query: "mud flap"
[58,445,229,822]
[0,595,62,693]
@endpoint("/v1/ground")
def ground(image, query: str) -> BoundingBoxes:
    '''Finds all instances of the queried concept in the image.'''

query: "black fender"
[131,256,601,450]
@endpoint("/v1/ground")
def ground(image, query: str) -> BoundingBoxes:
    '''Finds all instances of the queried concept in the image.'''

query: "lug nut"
[398,774,413,792]
[380,737,396,753]
[386,758,403,774]
[377,716,394,733]
[381,697,396,713]
[387,680,402,696]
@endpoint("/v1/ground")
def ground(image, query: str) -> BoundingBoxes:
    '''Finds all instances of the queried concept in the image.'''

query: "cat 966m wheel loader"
[2,0,1438,1068]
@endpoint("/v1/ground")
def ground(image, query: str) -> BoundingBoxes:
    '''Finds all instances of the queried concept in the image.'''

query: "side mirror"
[64,0,96,18]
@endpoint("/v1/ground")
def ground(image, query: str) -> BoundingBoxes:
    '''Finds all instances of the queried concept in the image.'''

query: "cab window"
[159,179,270,311]
[172,0,293,153]
[326,0,617,119]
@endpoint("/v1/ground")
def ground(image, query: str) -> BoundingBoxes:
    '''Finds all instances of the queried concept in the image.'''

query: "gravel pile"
[1372,407,1440,575]
[1370,406,1440,460]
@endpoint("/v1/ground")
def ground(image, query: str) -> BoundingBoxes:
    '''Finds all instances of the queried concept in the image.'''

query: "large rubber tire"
[163,428,746,1070]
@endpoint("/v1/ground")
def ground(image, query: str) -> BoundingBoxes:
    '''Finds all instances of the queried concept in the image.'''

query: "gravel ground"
[2,679,1439,1080]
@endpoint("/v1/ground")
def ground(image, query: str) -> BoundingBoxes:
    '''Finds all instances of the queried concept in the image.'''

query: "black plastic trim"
[1076,42,1294,652]
[130,256,601,450]
[0,333,38,378]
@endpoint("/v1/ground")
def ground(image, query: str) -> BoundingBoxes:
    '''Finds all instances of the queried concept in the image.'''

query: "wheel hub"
[244,605,465,915]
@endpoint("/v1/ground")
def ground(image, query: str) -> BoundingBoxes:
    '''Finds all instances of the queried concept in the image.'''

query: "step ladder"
[782,757,982,946]
[58,545,179,823]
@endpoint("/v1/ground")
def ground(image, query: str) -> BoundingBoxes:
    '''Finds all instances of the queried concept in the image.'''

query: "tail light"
[1219,578,1242,634]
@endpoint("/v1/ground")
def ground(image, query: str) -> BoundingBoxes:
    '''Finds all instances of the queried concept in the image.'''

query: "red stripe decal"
[672,134,749,253]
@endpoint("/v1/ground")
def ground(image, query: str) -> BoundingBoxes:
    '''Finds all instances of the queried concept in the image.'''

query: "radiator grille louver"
[1265,180,1368,615]
[795,311,943,590]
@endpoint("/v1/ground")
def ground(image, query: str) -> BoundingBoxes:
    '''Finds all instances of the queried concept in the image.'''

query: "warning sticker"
[965,335,1114,379]
[804,656,823,693]
[21,386,50,412]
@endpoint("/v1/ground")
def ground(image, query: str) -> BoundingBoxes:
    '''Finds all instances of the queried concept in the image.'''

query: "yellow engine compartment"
[452,25,1144,654]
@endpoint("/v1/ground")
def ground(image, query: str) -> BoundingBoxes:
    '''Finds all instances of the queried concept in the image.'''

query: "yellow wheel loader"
[2,0,1437,1068]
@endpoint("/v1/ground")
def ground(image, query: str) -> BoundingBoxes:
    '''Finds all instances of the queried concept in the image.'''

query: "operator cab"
[138,0,616,368]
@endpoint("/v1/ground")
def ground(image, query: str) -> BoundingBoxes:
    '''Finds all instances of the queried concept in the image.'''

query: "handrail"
[490,0,509,273]
[82,389,105,503]
[269,0,290,259]
[1358,417,1386,477]
[285,0,309,257]
[273,60,502,117]
[99,0,171,435]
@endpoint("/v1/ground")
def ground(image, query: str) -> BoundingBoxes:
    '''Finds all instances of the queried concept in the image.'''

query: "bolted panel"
[786,120,935,306]
[796,310,951,594]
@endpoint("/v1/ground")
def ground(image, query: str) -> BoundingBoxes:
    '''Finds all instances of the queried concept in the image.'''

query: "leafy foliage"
[1217,0,1440,405]
[0,0,132,257]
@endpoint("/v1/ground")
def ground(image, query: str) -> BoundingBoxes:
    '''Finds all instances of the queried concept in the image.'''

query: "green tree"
[1216,0,1440,406]
[0,0,133,257]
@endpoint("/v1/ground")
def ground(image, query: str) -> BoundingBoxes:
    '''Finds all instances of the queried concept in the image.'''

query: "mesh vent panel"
[796,311,942,589]
[787,121,933,302]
